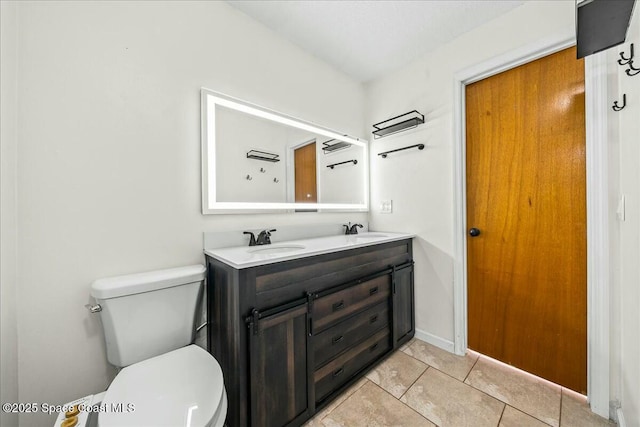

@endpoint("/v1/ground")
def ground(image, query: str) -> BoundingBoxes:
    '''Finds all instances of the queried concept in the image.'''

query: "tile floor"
[305,338,615,427]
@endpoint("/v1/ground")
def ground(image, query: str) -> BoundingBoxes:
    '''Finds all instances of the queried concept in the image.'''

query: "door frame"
[452,36,610,416]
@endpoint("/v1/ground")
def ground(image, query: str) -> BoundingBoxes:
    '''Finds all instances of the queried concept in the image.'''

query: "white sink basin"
[205,232,415,269]
[354,233,389,239]
[248,244,306,255]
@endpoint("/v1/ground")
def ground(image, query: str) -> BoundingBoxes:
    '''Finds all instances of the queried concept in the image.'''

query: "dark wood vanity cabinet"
[206,238,414,427]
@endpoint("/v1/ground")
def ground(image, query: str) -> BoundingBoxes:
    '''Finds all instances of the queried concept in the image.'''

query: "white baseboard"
[617,407,627,427]
[414,328,455,353]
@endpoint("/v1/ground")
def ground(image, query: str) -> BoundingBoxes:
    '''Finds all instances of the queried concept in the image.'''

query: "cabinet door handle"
[332,335,344,344]
[369,343,379,352]
[369,286,379,296]
[332,300,345,312]
[333,367,344,378]
[369,314,379,324]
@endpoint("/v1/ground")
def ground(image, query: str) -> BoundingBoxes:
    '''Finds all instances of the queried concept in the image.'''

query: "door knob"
[468,228,481,237]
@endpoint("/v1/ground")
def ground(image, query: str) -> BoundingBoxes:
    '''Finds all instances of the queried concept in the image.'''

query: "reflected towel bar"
[327,160,358,169]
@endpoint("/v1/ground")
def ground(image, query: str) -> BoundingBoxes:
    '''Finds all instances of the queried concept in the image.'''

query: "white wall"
[318,144,365,204]
[609,5,640,424]
[215,106,289,203]
[1,2,19,426]
[366,0,576,345]
[9,1,366,425]
[366,1,640,423]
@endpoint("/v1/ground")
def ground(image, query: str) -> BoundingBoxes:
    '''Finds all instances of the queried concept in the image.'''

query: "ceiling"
[226,0,525,83]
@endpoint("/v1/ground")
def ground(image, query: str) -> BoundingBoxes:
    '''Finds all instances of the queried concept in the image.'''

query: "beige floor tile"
[303,377,369,426]
[560,390,615,427]
[399,337,417,352]
[500,405,551,427]
[366,350,428,398]
[401,367,505,427]
[323,381,434,427]
[402,339,478,381]
[465,357,561,427]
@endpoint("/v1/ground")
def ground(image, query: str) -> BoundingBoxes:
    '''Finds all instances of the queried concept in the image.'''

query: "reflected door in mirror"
[295,142,317,202]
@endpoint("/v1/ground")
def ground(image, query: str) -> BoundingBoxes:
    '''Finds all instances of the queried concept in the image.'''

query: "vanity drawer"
[312,274,390,332]
[314,301,389,368]
[314,328,391,402]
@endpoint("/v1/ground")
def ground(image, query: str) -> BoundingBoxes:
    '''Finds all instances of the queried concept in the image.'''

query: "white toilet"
[86,264,226,427]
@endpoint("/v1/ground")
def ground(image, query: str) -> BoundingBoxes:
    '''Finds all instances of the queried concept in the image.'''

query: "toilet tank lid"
[91,265,206,299]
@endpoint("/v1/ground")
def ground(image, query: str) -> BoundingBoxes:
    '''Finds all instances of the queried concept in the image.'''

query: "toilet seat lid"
[99,345,225,427]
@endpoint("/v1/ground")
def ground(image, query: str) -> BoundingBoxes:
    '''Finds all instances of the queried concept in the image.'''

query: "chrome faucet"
[256,229,276,245]
[343,222,363,235]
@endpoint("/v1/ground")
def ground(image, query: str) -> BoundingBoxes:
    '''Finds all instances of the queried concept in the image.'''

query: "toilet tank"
[90,265,206,367]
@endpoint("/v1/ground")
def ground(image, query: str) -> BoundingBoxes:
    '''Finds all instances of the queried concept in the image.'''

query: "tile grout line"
[559,388,563,427]
[506,405,554,427]
[398,341,563,427]
[367,372,439,426]
[312,378,370,424]
[429,362,556,427]
[397,363,430,401]
[496,403,507,427]
[460,356,561,427]
[411,363,517,424]
[463,353,481,383]
[462,375,559,427]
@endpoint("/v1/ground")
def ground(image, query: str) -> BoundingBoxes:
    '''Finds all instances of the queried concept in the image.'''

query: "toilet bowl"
[55,265,227,427]
[99,345,226,427]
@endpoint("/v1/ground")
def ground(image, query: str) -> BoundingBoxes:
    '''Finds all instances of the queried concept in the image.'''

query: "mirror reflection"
[202,90,369,213]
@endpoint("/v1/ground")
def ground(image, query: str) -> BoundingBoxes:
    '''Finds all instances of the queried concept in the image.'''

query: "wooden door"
[248,302,309,427]
[295,142,317,202]
[465,46,586,393]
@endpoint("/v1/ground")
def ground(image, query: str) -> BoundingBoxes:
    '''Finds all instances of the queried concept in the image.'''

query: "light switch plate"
[380,200,393,214]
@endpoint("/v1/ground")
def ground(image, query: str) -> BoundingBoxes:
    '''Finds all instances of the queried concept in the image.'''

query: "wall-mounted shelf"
[246,150,280,162]
[372,110,424,139]
[322,139,351,154]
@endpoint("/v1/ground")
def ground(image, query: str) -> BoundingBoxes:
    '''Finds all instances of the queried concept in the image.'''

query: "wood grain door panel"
[248,303,309,427]
[295,142,317,203]
[466,46,586,393]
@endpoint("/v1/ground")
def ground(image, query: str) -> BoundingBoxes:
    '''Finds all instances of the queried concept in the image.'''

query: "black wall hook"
[618,43,634,65]
[612,94,626,112]
[626,61,640,77]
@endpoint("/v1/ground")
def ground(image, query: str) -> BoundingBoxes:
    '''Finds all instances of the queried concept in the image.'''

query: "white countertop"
[204,232,414,269]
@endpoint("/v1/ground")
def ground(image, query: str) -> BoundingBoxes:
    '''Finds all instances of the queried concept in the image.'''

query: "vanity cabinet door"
[247,301,309,427]
[393,262,415,348]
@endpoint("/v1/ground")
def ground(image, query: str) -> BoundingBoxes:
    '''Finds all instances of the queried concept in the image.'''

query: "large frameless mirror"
[201,89,369,214]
